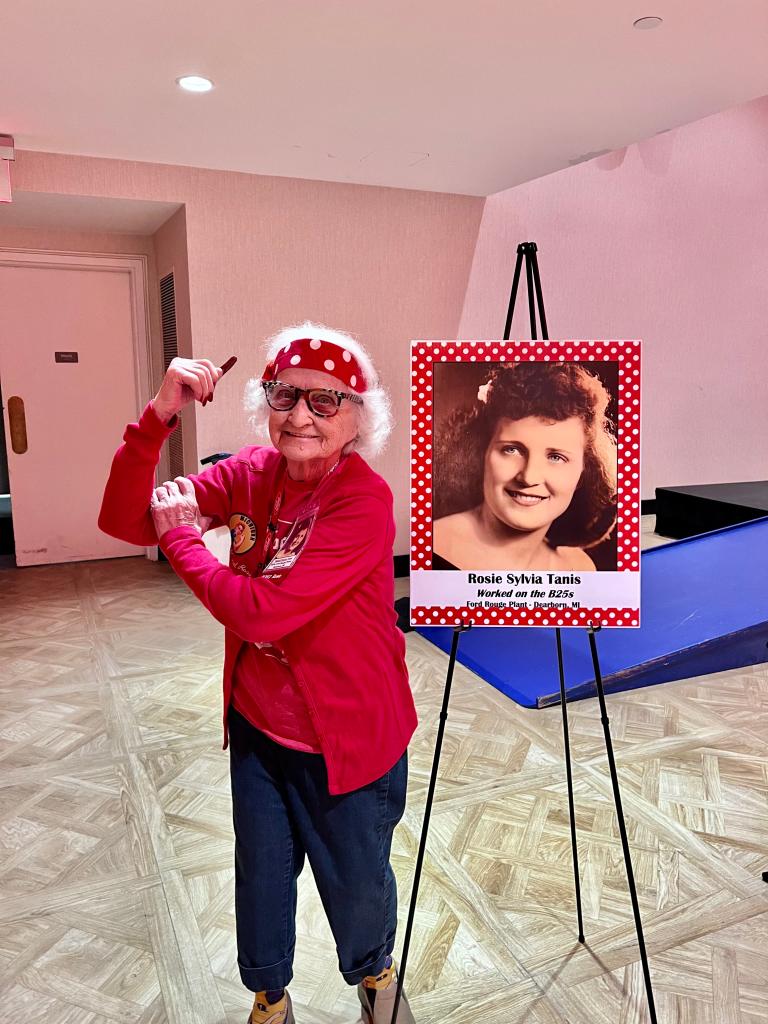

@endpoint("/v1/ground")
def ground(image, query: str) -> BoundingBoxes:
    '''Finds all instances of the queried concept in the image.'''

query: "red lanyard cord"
[256,457,342,575]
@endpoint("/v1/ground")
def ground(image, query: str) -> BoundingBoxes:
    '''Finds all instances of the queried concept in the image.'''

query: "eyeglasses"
[261,380,363,418]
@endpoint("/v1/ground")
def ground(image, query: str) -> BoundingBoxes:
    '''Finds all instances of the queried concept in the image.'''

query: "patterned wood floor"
[1,543,768,1023]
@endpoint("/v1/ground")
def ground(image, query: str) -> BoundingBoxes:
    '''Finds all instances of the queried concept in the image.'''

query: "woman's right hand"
[152,358,223,423]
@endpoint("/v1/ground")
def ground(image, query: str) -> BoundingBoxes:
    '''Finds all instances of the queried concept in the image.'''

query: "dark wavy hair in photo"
[433,362,618,549]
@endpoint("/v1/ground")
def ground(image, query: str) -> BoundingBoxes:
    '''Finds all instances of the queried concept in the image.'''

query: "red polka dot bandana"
[261,338,367,393]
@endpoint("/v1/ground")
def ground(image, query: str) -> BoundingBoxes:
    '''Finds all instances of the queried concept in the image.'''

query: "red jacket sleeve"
[98,403,236,546]
[158,490,392,643]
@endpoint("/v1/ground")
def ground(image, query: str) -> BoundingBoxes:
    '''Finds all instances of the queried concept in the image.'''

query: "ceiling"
[2,1,767,197]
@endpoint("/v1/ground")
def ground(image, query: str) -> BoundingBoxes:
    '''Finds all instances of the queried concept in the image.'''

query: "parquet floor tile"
[1,553,767,1022]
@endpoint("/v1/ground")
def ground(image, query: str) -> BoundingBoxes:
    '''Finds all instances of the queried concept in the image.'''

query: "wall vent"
[160,271,184,478]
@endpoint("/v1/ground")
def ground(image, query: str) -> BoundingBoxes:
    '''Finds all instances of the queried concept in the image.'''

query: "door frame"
[0,247,157,560]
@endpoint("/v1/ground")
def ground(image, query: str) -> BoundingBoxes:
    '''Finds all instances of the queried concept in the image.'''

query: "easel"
[393,242,657,1023]
[506,242,657,1022]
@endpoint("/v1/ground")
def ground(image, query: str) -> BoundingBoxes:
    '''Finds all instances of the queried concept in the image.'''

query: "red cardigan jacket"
[99,404,417,794]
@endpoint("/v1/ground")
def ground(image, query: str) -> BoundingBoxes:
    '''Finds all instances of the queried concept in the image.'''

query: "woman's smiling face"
[267,367,360,467]
[482,416,586,533]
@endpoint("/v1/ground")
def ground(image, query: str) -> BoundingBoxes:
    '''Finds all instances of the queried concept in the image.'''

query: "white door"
[0,262,146,566]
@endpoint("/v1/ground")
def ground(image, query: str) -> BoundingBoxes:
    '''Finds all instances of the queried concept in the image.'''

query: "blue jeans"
[228,707,408,991]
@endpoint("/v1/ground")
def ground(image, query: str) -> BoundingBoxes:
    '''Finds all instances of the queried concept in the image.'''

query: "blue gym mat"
[415,517,768,707]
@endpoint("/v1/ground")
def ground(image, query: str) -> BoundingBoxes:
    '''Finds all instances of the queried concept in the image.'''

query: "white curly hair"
[244,322,393,460]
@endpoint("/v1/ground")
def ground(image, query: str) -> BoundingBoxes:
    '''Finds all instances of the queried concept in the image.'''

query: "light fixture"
[176,75,214,93]
[633,16,663,30]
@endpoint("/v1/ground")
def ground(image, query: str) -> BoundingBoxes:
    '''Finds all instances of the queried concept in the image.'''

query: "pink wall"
[459,95,768,499]
[152,206,197,471]
[13,152,484,550]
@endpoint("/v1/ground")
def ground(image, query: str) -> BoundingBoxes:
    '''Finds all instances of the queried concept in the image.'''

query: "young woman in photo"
[432,361,617,572]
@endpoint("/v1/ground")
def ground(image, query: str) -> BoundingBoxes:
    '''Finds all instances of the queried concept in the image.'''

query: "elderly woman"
[432,361,617,572]
[99,324,417,1024]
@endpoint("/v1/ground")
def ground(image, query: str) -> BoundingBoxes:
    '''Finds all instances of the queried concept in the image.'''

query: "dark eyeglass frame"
[261,379,364,418]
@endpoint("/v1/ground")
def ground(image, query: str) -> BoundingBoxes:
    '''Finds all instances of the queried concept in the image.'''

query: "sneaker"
[248,990,294,1024]
[357,962,415,1024]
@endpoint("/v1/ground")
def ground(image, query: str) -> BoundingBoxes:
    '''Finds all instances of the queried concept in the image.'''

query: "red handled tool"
[202,355,237,405]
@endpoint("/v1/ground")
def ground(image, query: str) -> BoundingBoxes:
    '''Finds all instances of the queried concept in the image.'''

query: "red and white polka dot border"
[409,339,641,628]
[408,606,640,628]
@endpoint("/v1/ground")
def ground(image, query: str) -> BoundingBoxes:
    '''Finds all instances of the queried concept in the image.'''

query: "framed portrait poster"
[410,340,641,628]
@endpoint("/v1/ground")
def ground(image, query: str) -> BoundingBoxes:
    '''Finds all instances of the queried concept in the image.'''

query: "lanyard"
[257,457,342,575]
[258,465,287,573]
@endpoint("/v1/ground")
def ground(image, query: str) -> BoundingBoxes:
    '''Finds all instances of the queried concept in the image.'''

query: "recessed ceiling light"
[176,75,214,93]
[633,16,663,30]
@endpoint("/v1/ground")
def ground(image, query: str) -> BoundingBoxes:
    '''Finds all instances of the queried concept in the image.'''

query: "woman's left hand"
[150,477,212,539]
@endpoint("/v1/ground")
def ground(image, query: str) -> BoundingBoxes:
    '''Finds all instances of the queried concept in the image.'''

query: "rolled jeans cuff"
[238,952,294,993]
[341,945,394,986]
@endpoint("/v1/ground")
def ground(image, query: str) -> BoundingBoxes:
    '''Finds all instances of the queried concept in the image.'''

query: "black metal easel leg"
[390,623,471,1024]
[529,248,549,339]
[507,245,588,949]
[525,250,537,338]
[587,625,658,1024]
[503,246,524,341]
[556,627,585,944]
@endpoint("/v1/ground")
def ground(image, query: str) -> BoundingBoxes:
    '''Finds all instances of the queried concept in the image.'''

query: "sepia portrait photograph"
[410,340,641,627]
